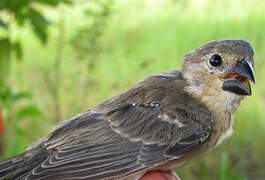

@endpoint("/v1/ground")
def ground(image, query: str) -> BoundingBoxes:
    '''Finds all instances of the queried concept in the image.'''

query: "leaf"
[28,9,50,44]
[37,0,72,6]
[0,38,11,93]
[0,87,11,102]
[10,91,32,102]
[0,89,32,109]
[12,41,23,61]
[16,105,43,119]
[14,11,27,26]
[0,18,7,29]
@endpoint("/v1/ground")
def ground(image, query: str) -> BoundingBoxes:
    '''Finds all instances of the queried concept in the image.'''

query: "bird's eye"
[209,54,222,67]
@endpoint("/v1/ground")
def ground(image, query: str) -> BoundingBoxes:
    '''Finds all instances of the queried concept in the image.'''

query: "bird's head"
[182,39,255,112]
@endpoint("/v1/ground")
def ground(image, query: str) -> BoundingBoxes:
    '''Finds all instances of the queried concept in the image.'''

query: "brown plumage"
[0,39,255,180]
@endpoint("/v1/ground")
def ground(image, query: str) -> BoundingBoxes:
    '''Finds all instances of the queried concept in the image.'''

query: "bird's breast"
[214,113,234,147]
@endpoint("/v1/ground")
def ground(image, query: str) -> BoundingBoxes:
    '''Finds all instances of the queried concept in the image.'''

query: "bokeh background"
[0,0,264,179]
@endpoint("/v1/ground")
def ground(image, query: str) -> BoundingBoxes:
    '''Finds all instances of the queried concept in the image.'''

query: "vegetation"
[0,0,264,179]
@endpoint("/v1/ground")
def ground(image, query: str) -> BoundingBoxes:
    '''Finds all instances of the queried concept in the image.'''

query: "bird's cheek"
[204,74,222,88]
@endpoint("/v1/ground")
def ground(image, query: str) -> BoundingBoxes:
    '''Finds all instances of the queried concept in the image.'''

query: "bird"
[0,39,255,180]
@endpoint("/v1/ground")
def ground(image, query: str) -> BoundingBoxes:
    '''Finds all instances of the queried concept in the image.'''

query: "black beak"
[222,60,255,96]
[232,59,255,83]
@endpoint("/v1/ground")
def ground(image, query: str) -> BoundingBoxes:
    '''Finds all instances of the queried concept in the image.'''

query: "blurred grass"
[4,0,265,179]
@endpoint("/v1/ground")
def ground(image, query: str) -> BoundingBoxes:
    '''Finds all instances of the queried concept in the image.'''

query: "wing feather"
[23,71,213,180]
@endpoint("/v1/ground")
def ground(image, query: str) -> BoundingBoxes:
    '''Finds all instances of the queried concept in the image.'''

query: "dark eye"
[209,54,222,67]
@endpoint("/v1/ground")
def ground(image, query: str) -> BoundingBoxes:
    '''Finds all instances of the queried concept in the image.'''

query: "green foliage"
[0,0,71,158]
[37,0,72,7]
[0,87,43,157]
[0,0,71,43]
[16,105,42,119]
[12,40,22,61]
[0,38,11,91]
[0,89,31,106]
[0,18,7,29]
[219,152,229,180]
[28,9,50,44]
[71,0,114,70]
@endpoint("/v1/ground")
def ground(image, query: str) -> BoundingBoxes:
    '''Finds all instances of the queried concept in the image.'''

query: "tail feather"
[0,147,50,180]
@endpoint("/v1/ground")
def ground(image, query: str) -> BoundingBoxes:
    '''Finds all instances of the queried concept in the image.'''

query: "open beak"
[221,59,255,96]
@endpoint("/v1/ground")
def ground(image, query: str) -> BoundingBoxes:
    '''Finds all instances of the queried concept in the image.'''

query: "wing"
[23,71,213,180]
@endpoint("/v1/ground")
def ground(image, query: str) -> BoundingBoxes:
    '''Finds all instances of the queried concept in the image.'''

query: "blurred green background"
[0,0,264,179]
